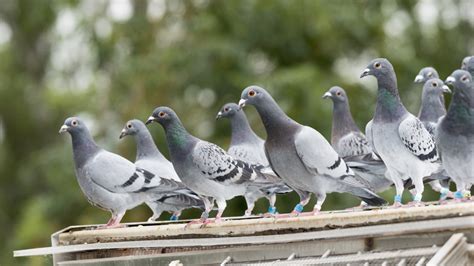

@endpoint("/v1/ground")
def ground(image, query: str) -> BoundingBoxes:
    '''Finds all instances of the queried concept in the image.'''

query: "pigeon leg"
[98,211,126,229]
[147,210,162,222]
[262,194,278,217]
[290,191,312,216]
[390,173,405,208]
[244,191,260,217]
[407,177,424,207]
[185,197,213,229]
[214,198,227,223]
[170,211,181,221]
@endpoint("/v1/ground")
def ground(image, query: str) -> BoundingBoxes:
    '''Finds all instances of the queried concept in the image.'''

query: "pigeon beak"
[322,92,332,99]
[216,111,222,120]
[441,85,452,94]
[445,76,455,85]
[238,99,247,108]
[360,68,370,78]
[414,75,424,83]
[59,125,69,134]
[119,129,127,139]
[145,116,155,125]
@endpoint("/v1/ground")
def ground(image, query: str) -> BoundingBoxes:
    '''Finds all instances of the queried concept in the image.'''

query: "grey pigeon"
[216,103,291,215]
[414,67,439,84]
[146,107,281,224]
[437,70,474,200]
[60,117,152,228]
[239,86,386,215]
[119,119,205,221]
[417,79,451,135]
[360,58,441,206]
[461,56,474,77]
[414,67,445,107]
[322,86,372,157]
[415,79,453,198]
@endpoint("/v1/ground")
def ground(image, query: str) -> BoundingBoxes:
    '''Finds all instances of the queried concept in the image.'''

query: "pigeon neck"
[255,97,299,138]
[374,85,407,122]
[134,130,166,161]
[163,119,195,159]
[443,91,474,134]
[331,101,360,145]
[418,92,446,123]
[230,111,261,146]
[70,130,100,169]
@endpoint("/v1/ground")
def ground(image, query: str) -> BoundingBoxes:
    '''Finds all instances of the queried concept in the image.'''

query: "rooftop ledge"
[14,201,474,265]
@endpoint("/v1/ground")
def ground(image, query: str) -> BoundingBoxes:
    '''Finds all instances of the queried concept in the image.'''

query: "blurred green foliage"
[0,0,472,264]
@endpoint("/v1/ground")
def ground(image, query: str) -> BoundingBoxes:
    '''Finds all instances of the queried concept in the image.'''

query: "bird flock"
[59,56,474,228]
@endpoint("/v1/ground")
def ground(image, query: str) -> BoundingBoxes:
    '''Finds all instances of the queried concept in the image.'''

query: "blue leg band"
[268,206,277,214]
[294,203,304,213]
[413,194,422,202]
[170,215,179,221]
[394,195,402,203]
[455,191,464,199]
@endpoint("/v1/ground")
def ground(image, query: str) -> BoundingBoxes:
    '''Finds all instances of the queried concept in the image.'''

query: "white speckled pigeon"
[322,86,372,157]
[360,58,442,206]
[437,70,474,200]
[216,103,292,215]
[119,119,205,221]
[146,107,281,225]
[60,117,152,228]
[239,86,386,215]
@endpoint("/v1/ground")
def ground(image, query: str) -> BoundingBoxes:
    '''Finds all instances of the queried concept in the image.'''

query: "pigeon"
[437,70,474,200]
[360,58,441,206]
[60,117,151,228]
[322,86,372,157]
[461,56,474,76]
[414,67,439,84]
[146,107,281,224]
[119,119,205,221]
[417,78,451,135]
[239,86,387,215]
[216,103,292,215]
[415,79,454,198]
[414,67,445,107]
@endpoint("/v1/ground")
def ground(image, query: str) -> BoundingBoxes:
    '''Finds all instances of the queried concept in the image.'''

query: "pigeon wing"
[398,115,439,162]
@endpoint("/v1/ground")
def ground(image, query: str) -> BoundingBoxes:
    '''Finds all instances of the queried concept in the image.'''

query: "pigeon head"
[423,78,451,96]
[146,106,178,127]
[216,103,240,120]
[461,56,473,71]
[59,117,88,136]
[360,58,394,79]
[414,67,439,83]
[119,119,145,139]
[322,86,348,103]
[466,56,474,76]
[445,70,473,96]
[239,85,270,108]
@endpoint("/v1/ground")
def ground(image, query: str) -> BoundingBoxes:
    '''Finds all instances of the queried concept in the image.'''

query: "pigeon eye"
[432,82,437,87]
[336,91,342,96]
[248,90,256,97]
[71,120,78,126]
[461,76,469,82]
[374,62,381,69]
[224,107,230,112]
[159,112,166,117]
[127,124,132,129]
